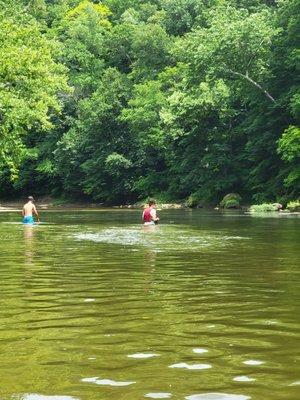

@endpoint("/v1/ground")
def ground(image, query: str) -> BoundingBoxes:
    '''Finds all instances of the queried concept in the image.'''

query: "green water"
[0,209,299,400]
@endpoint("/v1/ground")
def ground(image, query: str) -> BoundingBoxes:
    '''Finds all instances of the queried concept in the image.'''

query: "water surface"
[0,209,299,400]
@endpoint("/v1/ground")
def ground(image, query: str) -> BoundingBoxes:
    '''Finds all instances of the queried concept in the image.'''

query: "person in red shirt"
[142,200,160,225]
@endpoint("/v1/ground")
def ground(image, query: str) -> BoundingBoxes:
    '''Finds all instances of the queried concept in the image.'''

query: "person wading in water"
[22,196,40,224]
[142,200,160,226]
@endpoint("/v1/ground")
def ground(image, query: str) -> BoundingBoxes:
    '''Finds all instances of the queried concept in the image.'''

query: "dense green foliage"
[0,0,299,204]
[249,202,283,213]
[220,193,242,209]
[286,199,300,212]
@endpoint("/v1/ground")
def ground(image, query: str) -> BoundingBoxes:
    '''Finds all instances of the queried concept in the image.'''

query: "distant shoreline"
[0,199,184,212]
[1,198,299,215]
[1,201,299,217]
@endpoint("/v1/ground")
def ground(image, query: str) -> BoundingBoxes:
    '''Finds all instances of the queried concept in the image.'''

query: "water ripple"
[185,394,250,400]
[81,376,136,386]
[74,226,250,252]
[193,348,209,354]
[169,362,212,370]
[144,393,172,399]
[233,376,256,382]
[127,353,159,359]
[21,395,79,400]
[243,360,264,366]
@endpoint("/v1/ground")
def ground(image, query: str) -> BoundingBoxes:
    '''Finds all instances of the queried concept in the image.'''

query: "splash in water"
[75,225,250,252]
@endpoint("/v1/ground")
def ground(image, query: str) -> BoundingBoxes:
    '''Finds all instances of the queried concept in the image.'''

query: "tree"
[56,0,111,95]
[176,6,279,103]
[0,0,298,204]
[54,68,136,202]
[121,79,168,197]
[0,11,68,179]
[278,126,300,195]
[159,0,216,35]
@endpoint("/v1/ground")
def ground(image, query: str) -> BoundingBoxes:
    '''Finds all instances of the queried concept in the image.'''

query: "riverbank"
[1,197,299,215]
[0,198,184,212]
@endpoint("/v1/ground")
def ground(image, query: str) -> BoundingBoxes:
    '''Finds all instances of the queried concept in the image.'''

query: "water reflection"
[81,376,136,386]
[144,393,172,399]
[0,210,298,400]
[20,395,79,400]
[233,376,256,382]
[243,360,264,366]
[169,362,212,370]
[127,353,159,359]
[193,348,209,354]
[289,381,300,386]
[24,224,35,266]
[185,395,250,400]
[143,249,157,293]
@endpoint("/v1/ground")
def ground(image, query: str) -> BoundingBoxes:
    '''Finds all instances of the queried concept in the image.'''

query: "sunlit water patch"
[127,353,159,359]
[289,381,300,386]
[193,348,209,354]
[74,225,250,252]
[81,377,135,386]
[243,360,264,366]
[144,393,172,399]
[233,376,256,382]
[169,362,212,370]
[185,394,250,400]
[19,396,79,400]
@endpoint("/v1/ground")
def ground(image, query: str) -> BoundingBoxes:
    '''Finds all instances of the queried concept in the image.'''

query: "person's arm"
[150,209,159,221]
[21,207,25,217]
[33,205,40,223]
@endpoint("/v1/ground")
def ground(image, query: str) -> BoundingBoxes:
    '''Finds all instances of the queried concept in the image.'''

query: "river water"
[0,209,299,400]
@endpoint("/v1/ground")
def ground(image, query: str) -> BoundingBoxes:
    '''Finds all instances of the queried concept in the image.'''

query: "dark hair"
[28,196,34,201]
[148,199,156,206]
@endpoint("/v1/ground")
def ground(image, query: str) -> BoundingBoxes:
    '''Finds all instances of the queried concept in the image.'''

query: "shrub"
[185,193,203,208]
[220,193,241,209]
[287,200,300,212]
[249,203,281,213]
[223,199,240,209]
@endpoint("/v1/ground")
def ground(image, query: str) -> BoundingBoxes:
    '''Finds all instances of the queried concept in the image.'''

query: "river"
[0,209,299,400]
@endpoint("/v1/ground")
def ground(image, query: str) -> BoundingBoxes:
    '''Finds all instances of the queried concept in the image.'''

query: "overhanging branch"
[229,69,276,103]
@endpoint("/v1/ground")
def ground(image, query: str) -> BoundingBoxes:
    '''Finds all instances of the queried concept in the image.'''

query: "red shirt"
[143,207,152,222]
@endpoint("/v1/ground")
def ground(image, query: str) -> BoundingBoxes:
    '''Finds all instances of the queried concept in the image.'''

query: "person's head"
[27,196,34,203]
[148,199,156,208]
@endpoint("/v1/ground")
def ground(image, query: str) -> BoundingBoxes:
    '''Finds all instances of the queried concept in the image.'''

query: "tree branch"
[228,69,276,103]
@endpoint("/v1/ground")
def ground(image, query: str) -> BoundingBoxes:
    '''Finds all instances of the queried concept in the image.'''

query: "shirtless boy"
[22,196,40,224]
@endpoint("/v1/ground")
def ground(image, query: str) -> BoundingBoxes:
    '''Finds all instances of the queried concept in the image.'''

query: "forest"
[0,0,299,205]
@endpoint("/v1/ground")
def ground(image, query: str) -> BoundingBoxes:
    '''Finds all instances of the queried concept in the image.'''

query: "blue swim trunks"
[23,216,35,224]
